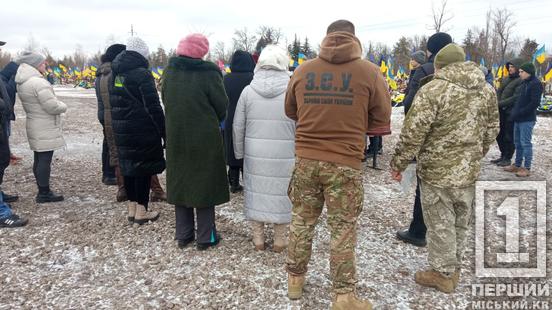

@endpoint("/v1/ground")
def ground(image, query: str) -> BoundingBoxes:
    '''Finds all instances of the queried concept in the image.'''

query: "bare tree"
[232,28,257,53]
[0,50,12,68]
[492,8,516,63]
[73,44,87,68]
[211,41,232,63]
[429,0,454,32]
[25,33,40,52]
[255,26,283,53]
[411,35,428,52]
[41,47,56,65]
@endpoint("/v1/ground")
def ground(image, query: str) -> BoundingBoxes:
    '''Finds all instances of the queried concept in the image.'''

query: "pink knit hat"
[176,33,209,59]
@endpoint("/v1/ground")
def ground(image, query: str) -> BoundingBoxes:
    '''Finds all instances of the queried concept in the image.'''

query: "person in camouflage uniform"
[390,43,499,293]
[285,20,391,309]
[287,157,364,292]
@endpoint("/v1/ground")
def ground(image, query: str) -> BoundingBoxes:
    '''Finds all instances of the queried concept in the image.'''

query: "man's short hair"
[327,20,355,35]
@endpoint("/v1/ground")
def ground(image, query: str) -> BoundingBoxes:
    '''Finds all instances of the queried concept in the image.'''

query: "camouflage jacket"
[391,61,499,188]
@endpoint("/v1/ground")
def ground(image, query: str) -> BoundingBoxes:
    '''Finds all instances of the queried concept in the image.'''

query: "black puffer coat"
[223,51,255,167]
[110,51,166,176]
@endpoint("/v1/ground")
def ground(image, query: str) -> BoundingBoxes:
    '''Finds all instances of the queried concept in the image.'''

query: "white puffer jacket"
[233,69,295,224]
[15,63,67,151]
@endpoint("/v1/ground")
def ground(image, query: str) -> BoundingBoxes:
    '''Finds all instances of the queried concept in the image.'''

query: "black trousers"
[102,136,115,178]
[496,109,515,160]
[175,205,216,243]
[367,136,383,152]
[33,151,54,188]
[408,178,427,238]
[0,123,10,185]
[124,175,151,209]
[227,166,242,185]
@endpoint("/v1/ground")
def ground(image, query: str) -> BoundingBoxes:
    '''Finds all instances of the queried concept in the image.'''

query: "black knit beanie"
[102,44,126,63]
[427,32,453,54]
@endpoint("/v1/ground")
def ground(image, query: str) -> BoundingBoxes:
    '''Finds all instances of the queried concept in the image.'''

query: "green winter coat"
[497,58,524,110]
[162,56,230,208]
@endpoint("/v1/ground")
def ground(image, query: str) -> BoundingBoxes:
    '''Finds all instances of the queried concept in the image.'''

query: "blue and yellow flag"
[533,45,546,64]
[545,63,552,82]
[380,60,387,74]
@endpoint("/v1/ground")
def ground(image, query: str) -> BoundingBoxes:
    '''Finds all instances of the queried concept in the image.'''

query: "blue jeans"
[514,121,536,169]
[0,192,12,219]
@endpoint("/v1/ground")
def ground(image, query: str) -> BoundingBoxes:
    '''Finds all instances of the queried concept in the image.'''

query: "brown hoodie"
[285,31,391,169]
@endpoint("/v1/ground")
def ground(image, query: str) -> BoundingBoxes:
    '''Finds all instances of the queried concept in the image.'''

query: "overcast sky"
[1,0,550,60]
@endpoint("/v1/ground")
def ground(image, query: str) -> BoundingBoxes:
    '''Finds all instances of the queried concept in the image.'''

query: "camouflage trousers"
[419,179,475,274]
[286,157,363,294]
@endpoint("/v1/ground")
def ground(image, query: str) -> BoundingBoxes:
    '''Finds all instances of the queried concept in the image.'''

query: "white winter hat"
[126,36,149,59]
[255,45,290,72]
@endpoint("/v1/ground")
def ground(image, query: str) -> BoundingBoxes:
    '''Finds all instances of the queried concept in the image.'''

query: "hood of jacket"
[167,56,221,75]
[318,31,362,64]
[250,69,289,98]
[230,50,255,73]
[15,63,43,85]
[506,57,524,76]
[434,61,486,90]
[0,61,19,80]
[111,50,148,74]
[97,62,112,77]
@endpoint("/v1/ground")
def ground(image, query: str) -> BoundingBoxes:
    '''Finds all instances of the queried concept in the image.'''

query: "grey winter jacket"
[233,69,295,224]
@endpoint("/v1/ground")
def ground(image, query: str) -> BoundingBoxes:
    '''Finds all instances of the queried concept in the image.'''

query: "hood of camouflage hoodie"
[433,61,486,90]
[318,31,362,64]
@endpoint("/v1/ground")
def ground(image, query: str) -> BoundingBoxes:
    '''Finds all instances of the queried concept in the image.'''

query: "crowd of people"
[0,18,546,309]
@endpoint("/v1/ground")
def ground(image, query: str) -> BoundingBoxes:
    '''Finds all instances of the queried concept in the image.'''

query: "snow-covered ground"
[1,86,550,309]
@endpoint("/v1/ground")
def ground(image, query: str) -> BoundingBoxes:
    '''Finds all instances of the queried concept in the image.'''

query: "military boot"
[452,269,460,288]
[331,292,373,310]
[133,204,160,225]
[415,269,455,293]
[288,274,305,300]
[273,224,288,253]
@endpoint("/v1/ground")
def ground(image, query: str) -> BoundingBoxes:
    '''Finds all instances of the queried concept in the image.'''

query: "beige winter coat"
[15,63,67,151]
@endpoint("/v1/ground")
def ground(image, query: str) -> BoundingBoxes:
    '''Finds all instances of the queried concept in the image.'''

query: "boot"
[496,159,512,167]
[102,176,117,186]
[127,202,136,222]
[133,204,159,225]
[251,221,265,250]
[490,156,503,164]
[452,269,460,288]
[503,165,520,173]
[396,229,426,247]
[36,186,64,203]
[415,269,455,293]
[273,223,288,253]
[150,175,167,202]
[288,274,306,300]
[515,168,531,177]
[2,192,19,203]
[228,168,243,193]
[331,292,373,310]
[115,166,128,202]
